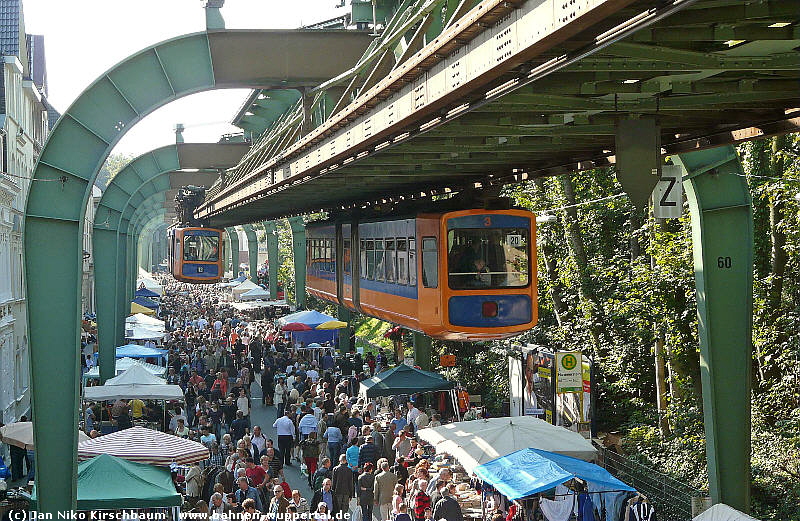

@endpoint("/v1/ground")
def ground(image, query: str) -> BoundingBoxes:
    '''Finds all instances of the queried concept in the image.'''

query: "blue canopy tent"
[473,448,635,500]
[131,296,159,310]
[115,344,168,366]
[280,310,339,345]
[134,287,160,298]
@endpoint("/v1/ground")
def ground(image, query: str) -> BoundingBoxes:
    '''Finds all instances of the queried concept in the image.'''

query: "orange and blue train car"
[167,227,224,283]
[306,208,537,341]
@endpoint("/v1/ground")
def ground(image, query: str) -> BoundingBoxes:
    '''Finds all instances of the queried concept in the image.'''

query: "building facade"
[0,1,54,428]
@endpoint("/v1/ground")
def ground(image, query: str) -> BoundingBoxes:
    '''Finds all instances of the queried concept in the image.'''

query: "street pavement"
[249,376,314,499]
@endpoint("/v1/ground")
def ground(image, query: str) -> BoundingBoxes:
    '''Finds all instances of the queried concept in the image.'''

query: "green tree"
[96,153,134,188]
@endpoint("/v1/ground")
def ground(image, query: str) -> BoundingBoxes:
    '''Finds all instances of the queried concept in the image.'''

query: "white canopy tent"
[125,326,166,341]
[240,287,270,301]
[417,416,598,475]
[125,314,165,328]
[231,279,261,300]
[84,364,183,401]
[693,505,761,521]
[136,269,163,296]
[84,357,166,380]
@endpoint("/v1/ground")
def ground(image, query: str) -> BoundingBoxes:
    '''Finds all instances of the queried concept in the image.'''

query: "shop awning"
[359,363,454,398]
[473,448,635,500]
[32,454,181,509]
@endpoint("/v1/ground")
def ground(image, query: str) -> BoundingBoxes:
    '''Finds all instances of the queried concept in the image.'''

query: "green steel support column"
[243,224,259,280]
[226,227,240,277]
[262,221,279,299]
[288,217,307,308]
[93,227,121,383]
[224,231,232,278]
[413,332,432,371]
[337,305,352,354]
[675,146,753,512]
[116,230,128,347]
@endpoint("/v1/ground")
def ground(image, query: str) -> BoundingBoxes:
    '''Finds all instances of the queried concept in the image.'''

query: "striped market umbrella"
[78,426,208,466]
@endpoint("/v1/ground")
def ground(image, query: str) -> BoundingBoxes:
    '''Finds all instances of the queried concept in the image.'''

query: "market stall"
[31,454,181,509]
[115,344,168,364]
[472,448,636,521]
[277,309,341,345]
[0,422,89,449]
[418,416,597,474]
[77,426,208,465]
[84,365,183,401]
[693,504,761,521]
[83,357,166,380]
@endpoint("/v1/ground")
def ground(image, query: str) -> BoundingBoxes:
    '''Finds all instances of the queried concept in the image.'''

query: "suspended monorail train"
[167,227,225,283]
[307,208,537,341]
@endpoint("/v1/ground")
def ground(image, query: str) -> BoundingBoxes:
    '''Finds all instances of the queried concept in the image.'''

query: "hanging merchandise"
[627,496,657,521]
[577,491,596,521]
[540,497,574,521]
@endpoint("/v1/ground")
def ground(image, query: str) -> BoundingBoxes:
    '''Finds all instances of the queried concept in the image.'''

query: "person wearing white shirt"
[273,413,296,466]
[237,389,250,417]
[406,402,420,429]
[251,425,268,454]
[306,368,319,382]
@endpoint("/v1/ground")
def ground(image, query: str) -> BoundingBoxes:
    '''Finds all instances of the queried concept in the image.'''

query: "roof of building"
[0,0,28,74]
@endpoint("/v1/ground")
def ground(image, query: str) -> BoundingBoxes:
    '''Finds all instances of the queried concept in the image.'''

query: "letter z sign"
[652,165,683,219]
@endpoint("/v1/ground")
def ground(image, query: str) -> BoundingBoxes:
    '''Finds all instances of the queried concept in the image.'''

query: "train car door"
[416,214,443,336]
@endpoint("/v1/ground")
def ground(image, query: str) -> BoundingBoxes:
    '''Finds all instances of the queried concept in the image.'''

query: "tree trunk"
[768,135,788,320]
[654,329,671,436]
[533,178,569,326]
[558,175,609,350]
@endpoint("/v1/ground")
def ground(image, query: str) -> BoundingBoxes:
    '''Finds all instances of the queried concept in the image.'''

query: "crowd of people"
[94,276,465,521]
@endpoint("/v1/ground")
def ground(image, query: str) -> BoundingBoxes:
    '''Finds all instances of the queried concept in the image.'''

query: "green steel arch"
[25,28,371,509]
[227,227,240,276]
[93,143,248,384]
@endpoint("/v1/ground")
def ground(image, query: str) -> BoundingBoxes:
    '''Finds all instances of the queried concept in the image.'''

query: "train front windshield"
[183,233,220,262]
[448,227,529,289]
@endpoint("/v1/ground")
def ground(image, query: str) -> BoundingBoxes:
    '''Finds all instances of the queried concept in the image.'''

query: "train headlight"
[481,301,498,318]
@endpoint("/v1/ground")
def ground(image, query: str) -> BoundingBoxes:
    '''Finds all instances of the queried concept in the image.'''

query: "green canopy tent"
[31,454,181,509]
[360,363,457,405]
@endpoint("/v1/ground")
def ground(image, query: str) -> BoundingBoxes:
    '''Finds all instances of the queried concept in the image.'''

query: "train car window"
[360,239,367,278]
[343,239,351,276]
[447,227,529,289]
[421,237,438,288]
[183,234,219,262]
[375,239,385,282]
[408,238,417,286]
[365,240,375,280]
[385,239,396,283]
[396,238,408,285]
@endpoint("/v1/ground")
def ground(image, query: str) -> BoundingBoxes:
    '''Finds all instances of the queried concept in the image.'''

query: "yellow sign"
[556,351,583,393]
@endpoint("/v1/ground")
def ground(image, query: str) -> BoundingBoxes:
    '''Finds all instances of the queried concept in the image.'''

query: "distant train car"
[307,208,537,341]
[167,227,224,283]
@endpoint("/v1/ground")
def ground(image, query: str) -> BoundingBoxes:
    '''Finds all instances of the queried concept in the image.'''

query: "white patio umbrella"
[417,416,597,474]
[0,422,90,450]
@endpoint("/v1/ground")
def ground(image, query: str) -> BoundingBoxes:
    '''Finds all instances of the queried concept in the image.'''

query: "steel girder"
[288,216,306,308]
[260,221,280,299]
[226,227,240,277]
[676,146,753,511]
[242,224,259,280]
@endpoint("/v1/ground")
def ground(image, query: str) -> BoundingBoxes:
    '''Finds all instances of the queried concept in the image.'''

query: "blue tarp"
[292,329,338,346]
[281,310,337,328]
[115,344,167,359]
[135,288,160,298]
[131,296,159,310]
[473,448,635,500]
